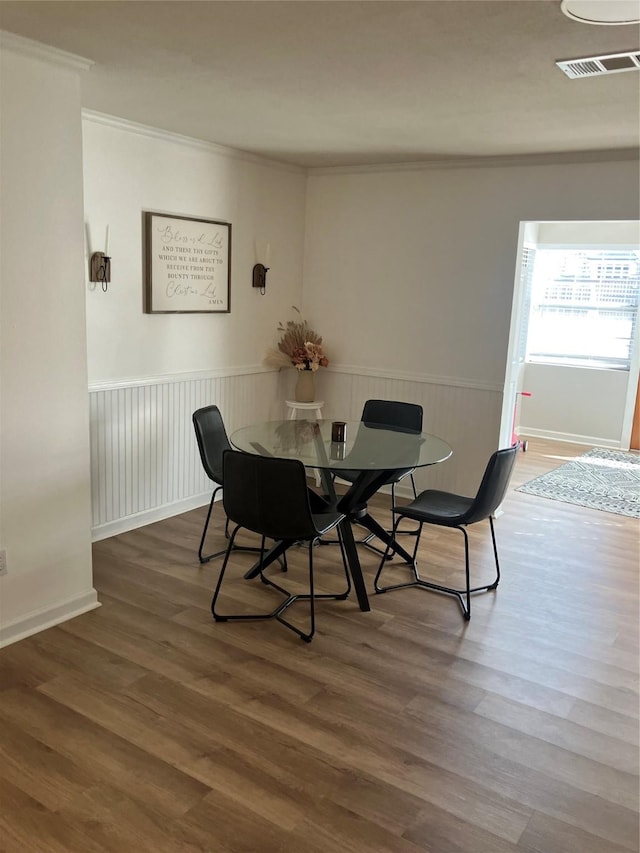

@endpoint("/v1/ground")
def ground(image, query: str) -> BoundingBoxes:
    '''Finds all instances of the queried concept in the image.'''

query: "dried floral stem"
[266,306,329,371]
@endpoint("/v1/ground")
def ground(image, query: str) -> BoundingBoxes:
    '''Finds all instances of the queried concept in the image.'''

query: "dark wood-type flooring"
[1,439,638,852]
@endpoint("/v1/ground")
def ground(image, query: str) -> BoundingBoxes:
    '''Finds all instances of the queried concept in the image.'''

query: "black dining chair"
[211,451,351,642]
[374,443,519,620]
[332,399,423,553]
[192,405,262,564]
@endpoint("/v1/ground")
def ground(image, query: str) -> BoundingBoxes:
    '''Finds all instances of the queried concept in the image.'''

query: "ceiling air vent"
[556,49,640,77]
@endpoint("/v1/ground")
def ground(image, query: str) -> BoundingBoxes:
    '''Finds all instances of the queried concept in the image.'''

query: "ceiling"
[1,0,639,168]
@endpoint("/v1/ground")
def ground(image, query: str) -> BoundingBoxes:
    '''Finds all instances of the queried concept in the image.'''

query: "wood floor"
[1,439,638,852]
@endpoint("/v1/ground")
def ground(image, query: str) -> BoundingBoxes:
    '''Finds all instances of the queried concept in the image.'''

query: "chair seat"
[395,489,474,526]
[308,489,345,534]
[311,511,344,537]
[252,517,344,544]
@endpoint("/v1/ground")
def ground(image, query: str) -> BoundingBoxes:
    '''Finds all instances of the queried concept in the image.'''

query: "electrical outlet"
[0,549,7,576]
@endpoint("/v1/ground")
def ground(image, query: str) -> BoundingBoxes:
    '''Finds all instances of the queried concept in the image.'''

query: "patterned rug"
[517,447,640,518]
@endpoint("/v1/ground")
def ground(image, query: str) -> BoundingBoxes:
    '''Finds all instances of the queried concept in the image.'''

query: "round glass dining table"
[230,419,452,612]
[231,419,452,474]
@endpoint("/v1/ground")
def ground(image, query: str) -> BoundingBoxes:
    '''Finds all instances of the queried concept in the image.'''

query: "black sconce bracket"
[90,252,111,292]
[252,263,269,295]
[253,264,269,296]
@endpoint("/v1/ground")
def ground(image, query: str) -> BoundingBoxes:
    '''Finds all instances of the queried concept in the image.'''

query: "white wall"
[518,364,628,446]
[0,39,98,646]
[82,115,308,538]
[303,157,640,492]
[83,114,308,382]
[536,220,640,247]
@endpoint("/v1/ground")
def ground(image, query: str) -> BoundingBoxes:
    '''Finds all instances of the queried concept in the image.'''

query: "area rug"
[517,447,640,518]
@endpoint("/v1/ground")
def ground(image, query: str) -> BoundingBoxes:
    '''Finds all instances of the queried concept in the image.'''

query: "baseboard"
[91,477,413,544]
[92,481,413,544]
[518,427,621,449]
[91,492,213,542]
[0,589,100,649]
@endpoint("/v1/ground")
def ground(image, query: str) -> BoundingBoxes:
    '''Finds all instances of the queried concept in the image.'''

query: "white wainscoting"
[89,367,286,540]
[314,366,503,497]
[89,365,503,541]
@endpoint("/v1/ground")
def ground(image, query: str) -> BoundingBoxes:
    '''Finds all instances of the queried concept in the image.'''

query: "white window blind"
[526,248,640,370]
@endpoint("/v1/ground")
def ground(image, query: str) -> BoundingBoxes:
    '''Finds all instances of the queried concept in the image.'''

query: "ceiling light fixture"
[561,0,640,25]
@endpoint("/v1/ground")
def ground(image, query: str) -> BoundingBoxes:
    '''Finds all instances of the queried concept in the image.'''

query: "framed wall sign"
[144,212,231,313]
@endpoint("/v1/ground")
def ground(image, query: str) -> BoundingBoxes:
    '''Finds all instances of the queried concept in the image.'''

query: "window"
[525,248,640,370]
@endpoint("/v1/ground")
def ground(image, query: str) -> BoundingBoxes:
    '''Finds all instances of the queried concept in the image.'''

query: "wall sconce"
[252,240,271,295]
[90,226,111,292]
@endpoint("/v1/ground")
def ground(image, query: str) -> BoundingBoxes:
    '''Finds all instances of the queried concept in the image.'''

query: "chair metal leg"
[336,524,353,599]
[389,473,421,537]
[488,515,501,589]
[373,513,421,590]
[275,541,316,642]
[211,524,242,615]
[199,487,226,563]
[212,527,350,642]
[213,532,302,629]
[198,485,264,564]
[356,473,421,559]
[374,518,501,621]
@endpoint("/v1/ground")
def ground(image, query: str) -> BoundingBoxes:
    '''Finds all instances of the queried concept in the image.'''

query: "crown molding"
[308,148,640,177]
[0,30,93,72]
[82,110,305,175]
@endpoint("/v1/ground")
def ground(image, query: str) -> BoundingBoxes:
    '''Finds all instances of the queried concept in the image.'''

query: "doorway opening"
[500,221,640,452]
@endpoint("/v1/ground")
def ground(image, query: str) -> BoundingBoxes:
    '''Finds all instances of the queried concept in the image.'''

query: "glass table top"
[230,419,452,473]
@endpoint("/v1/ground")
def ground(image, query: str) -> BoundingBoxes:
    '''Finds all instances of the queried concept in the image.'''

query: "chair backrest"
[222,451,319,542]
[192,405,232,484]
[465,444,519,524]
[361,399,423,434]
